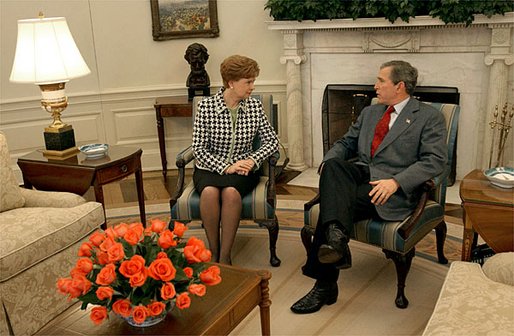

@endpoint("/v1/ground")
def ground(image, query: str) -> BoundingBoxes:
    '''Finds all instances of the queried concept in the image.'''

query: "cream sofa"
[0,133,105,335]
[423,252,514,336]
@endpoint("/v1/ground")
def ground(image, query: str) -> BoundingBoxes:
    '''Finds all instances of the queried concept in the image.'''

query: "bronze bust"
[184,43,210,100]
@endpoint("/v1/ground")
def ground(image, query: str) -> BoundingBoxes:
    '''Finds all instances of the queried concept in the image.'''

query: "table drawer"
[95,158,139,184]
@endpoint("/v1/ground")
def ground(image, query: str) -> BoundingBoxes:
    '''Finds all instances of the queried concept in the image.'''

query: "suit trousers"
[302,157,379,282]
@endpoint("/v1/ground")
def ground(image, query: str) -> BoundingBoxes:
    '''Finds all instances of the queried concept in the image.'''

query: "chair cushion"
[422,261,514,336]
[171,176,275,221]
[20,188,86,208]
[304,200,444,253]
[482,252,514,286]
[0,133,25,212]
[0,201,104,282]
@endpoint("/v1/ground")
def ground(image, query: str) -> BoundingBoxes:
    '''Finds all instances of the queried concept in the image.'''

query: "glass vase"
[120,306,171,327]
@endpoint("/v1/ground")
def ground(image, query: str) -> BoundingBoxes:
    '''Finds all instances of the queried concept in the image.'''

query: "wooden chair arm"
[175,146,194,167]
[266,151,279,204]
[170,146,194,204]
[398,179,436,240]
[304,193,321,212]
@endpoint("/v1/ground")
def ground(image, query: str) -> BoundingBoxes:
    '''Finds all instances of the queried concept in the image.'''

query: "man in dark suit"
[290,60,448,314]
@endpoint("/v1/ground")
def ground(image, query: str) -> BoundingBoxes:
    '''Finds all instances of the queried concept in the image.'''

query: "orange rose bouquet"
[56,220,221,326]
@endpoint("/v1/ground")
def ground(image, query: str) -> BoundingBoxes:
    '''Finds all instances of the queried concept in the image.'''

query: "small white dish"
[483,167,514,189]
[79,143,109,159]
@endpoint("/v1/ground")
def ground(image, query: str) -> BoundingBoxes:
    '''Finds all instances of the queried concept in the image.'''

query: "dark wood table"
[17,146,146,227]
[154,96,192,180]
[460,169,514,261]
[36,264,272,335]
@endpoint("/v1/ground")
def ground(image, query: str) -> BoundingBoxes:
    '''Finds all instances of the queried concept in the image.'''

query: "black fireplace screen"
[321,84,460,184]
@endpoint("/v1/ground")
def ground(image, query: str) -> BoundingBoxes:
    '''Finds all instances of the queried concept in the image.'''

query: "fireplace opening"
[321,84,460,184]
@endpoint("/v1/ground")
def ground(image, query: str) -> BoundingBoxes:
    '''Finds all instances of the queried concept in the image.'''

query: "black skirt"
[193,168,259,197]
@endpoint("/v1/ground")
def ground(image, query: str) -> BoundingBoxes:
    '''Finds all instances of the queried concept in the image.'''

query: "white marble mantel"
[267,13,514,179]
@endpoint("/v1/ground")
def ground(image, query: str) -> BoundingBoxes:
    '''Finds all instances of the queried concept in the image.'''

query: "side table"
[17,146,146,227]
[154,96,192,180]
[459,169,514,261]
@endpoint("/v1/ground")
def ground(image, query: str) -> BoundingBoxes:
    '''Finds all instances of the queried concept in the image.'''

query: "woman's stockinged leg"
[219,187,242,265]
[200,186,221,262]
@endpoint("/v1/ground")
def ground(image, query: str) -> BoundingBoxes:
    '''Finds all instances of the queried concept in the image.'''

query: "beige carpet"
[183,228,448,336]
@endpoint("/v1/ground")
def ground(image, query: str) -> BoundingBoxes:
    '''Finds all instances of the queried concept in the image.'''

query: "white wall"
[0,0,287,176]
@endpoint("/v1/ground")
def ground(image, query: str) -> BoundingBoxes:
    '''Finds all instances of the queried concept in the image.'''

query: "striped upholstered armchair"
[302,102,460,308]
[169,95,281,267]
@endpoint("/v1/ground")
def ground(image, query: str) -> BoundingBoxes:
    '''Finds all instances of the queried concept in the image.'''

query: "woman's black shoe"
[290,281,338,314]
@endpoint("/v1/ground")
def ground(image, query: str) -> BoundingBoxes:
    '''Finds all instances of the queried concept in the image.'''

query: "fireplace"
[268,13,514,178]
[321,84,460,183]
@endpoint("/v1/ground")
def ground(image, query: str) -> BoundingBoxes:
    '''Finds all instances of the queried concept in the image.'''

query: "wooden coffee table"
[36,264,272,335]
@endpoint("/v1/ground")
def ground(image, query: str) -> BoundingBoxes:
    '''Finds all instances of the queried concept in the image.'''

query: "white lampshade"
[10,16,90,85]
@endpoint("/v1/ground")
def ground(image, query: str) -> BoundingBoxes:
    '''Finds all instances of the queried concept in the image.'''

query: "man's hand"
[225,159,255,175]
[369,179,399,205]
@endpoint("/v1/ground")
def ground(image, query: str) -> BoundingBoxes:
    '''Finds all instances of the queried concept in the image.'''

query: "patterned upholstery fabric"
[422,257,514,336]
[0,134,105,335]
[0,201,103,281]
[482,252,514,286]
[0,133,25,212]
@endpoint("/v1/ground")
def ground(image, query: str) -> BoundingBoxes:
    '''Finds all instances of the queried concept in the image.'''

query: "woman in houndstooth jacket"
[192,55,279,265]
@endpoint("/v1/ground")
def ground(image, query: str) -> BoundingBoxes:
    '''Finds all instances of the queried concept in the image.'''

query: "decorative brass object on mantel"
[488,102,514,168]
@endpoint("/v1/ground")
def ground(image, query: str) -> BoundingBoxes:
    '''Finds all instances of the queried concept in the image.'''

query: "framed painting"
[150,0,219,41]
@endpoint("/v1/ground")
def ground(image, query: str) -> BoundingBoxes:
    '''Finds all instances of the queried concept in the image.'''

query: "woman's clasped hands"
[225,159,255,176]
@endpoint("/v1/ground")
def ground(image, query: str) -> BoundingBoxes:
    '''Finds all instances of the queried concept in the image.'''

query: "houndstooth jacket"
[192,88,279,175]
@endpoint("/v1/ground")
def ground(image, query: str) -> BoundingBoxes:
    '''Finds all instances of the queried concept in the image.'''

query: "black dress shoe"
[290,281,338,314]
[318,223,352,269]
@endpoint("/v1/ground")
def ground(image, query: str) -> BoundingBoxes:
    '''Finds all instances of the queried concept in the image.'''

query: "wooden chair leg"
[300,226,313,255]
[383,248,415,309]
[435,221,448,264]
[257,217,281,267]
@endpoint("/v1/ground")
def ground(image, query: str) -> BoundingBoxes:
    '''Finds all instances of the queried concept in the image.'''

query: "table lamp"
[9,13,90,157]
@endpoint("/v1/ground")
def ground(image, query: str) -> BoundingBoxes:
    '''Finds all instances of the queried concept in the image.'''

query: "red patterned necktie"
[370,105,395,157]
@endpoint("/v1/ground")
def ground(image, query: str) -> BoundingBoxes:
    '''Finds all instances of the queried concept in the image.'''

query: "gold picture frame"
[150,0,219,41]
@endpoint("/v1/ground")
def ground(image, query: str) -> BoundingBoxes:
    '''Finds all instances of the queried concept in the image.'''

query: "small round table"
[459,169,514,261]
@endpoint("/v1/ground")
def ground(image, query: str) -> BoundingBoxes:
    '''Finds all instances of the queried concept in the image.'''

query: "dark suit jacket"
[323,98,448,221]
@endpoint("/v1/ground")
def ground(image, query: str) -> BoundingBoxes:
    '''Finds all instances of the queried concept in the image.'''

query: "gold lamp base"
[38,82,79,158]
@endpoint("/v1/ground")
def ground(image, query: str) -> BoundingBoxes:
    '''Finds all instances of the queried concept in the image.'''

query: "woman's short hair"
[220,55,260,88]
[380,60,418,95]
